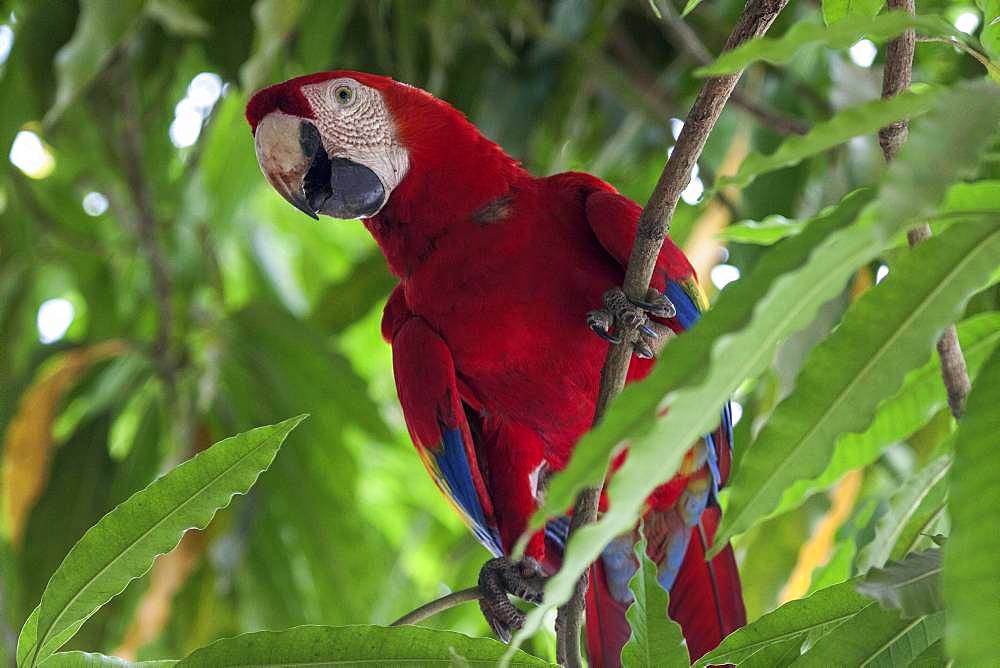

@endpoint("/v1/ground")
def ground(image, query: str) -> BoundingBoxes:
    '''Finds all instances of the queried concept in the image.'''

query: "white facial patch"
[301,78,409,217]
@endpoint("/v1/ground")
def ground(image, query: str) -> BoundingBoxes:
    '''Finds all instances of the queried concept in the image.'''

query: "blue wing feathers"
[437,426,504,555]
[664,280,701,330]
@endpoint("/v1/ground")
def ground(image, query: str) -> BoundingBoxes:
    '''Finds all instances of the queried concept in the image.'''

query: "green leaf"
[773,312,1000,517]
[887,468,949,562]
[856,455,951,572]
[144,0,209,37]
[508,81,1000,657]
[718,216,805,245]
[680,0,703,17]
[978,0,1000,59]
[46,0,144,125]
[793,607,945,666]
[695,579,871,667]
[944,345,1000,665]
[822,0,885,25]
[16,416,307,667]
[857,549,944,618]
[177,625,552,666]
[38,652,176,667]
[717,220,1000,548]
[725,180,1000,248]
[717,87,941,191]
[696,12,961,77]
[621,537,687,668]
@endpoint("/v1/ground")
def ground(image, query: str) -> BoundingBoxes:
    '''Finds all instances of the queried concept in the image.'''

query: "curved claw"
[478,558,546,643]
[590,324,622,345]
[587,309,622,345]
[633,288,677,319]
[634,337,655,359]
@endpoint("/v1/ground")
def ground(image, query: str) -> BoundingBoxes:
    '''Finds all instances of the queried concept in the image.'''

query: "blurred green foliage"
[1,0,998,665]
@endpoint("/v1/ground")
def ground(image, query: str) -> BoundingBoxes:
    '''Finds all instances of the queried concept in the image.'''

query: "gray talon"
[639,323,658,338]
[633,288,677,319]
[587,309,621,344]
[634,338,655,359]
[477,558,546,643]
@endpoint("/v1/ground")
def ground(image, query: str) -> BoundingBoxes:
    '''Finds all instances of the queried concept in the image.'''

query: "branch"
[554,2,791,666]
[119,76,176,395]
[390,587,483,627]
[879,0,971,418]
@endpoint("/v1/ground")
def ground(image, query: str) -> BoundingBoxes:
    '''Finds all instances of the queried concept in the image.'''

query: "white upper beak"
[253,111,318,219]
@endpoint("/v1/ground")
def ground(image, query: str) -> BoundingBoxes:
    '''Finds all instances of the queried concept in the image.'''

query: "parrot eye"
[334,85,354,105]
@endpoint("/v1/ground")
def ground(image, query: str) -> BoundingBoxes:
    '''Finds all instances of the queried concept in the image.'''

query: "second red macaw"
[247,70,745,666]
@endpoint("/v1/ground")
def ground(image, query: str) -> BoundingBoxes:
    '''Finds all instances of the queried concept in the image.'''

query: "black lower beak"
[303,148,386,220]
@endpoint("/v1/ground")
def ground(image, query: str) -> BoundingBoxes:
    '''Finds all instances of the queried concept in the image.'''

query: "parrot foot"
[587,287,675,358]
[477,557,546,643]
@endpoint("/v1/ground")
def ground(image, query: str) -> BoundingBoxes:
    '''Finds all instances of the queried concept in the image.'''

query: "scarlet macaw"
[247,71,744,665]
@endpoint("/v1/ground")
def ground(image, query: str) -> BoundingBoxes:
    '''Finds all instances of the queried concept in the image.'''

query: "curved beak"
[253,111,319,220]
[253,111,387,221]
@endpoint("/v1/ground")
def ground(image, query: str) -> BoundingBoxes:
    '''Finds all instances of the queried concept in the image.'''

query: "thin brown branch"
[119,77,176,393]
[554,2,791,666]
[879,0,971,418]
[389,587,483,627]
[648,0,809,135]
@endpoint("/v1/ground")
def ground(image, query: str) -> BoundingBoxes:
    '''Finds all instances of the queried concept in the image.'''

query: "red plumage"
[248,71,744,666]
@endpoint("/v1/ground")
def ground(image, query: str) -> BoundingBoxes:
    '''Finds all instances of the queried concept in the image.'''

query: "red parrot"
[247,71,745,665]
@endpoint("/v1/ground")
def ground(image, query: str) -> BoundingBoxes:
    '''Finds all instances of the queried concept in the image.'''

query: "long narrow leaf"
[857,549,943,618]
[716,220,1000,548]
[717,87,941,191]
[718,215,805,245]
[792,608,944,666]
[38,652,176,667]
[178,625,551,667]
[16,416,307,667]
[856,456,951,572]
[46,0,144,124]
[695,579,871,667]
[697,12,961,76]
[944,345,1000,665]
[773,312,1000,517]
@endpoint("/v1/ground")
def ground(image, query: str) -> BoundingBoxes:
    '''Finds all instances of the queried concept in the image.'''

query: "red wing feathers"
[391,315,503,556]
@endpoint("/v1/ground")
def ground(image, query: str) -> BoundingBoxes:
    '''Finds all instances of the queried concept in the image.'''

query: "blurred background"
[1,0,996,663]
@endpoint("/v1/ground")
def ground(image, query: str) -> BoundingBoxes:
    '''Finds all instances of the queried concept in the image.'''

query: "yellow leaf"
[779,469,863,603]
[2,340,129,546]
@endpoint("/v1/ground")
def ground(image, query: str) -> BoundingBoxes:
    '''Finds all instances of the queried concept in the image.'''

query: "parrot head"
[247,71,521,230]
[246,71,411,220]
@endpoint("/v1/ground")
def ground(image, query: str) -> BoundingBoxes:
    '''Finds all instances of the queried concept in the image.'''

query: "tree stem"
[554,2,791,665]
[879,0,971,418]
